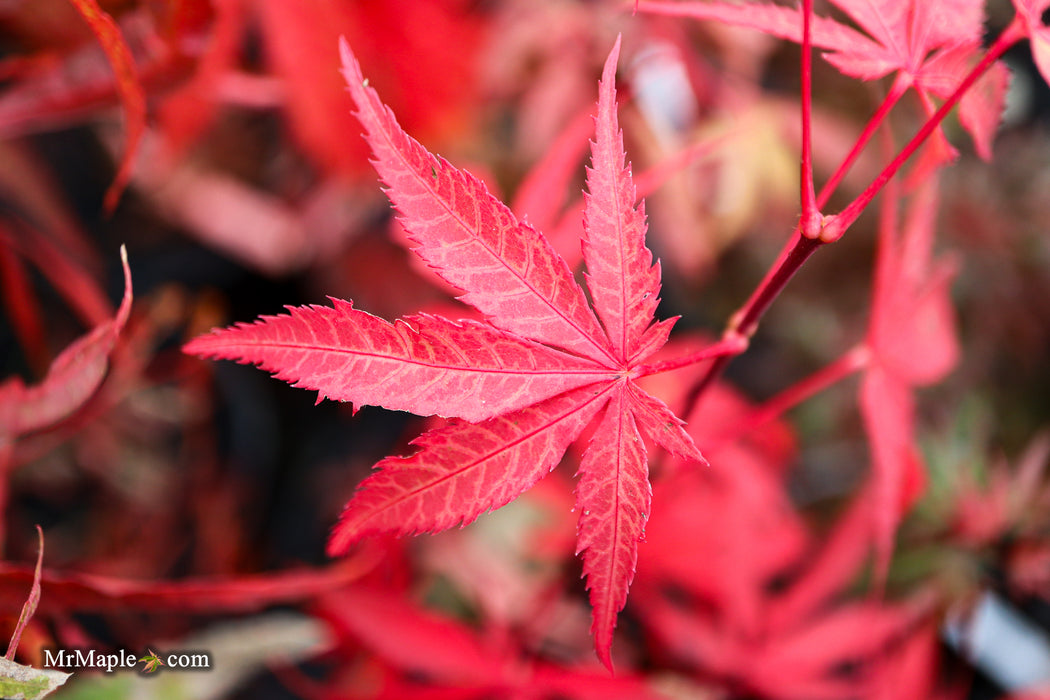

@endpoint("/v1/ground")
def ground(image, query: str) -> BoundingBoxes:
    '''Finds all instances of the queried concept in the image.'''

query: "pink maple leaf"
[184,36,710,670]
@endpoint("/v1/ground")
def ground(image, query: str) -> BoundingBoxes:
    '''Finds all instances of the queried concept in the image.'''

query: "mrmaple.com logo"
[42,648,211,673]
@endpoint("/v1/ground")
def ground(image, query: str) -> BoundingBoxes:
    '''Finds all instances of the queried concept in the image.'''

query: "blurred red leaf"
[638,469,931,699]
[156,0,244,157]
[0,240,47,374]
[0,246,131,441]
[862,178,958,582]
[511,104,594,233]
[0,220,111,334]
[637,447,809,634]
[0,143,107,323]
[869,175,958,387]
[0,557,371,615]
[317,586,666,698]
[256,0,481,177]
[66,0,146,211]
[953,432,1050,548]
[860,365,927,583]
[319,586,510,686]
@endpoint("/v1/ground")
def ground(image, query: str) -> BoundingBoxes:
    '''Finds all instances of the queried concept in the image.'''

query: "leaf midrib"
[211,338,615,377]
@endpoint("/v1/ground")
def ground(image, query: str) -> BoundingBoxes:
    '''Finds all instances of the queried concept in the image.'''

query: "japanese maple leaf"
[138,649,164,674]
[638,0,1008,159]
[184,36,706,670]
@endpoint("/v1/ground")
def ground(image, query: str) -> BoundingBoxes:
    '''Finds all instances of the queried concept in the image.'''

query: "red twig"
[709,345,870,451]
[823,17,1025,241]
[817,75,909,209]
[681,18,1025,408]
[799,0,820,238]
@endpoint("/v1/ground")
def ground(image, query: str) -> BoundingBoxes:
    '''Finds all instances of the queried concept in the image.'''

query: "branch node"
[726,309,756,339]
[800,211,824,240]
[819,215,844,243]
[721,328,751,353]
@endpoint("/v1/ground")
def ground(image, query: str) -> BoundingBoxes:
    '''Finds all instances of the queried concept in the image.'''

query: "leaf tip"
[326,518,357,559]
[595,639,616,675]
[337,35,352,65]
[102,179,126,216]
[604,35,623,85]
[338,35,365,88]
[181,333,213,359]
[115,244,133,329]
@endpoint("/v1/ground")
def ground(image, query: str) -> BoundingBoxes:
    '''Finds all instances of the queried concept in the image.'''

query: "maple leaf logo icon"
[138,650,163,674]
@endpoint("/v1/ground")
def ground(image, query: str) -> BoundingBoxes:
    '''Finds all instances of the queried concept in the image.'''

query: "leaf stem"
[725,230,822,342]
[683,232,819,406]
[707,344,870,451]
[799,0,820,238]
[635,333,748,377]
[817,75,909,209]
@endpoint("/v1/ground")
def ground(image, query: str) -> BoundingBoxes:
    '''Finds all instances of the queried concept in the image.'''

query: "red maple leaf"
[184,36,712,670]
